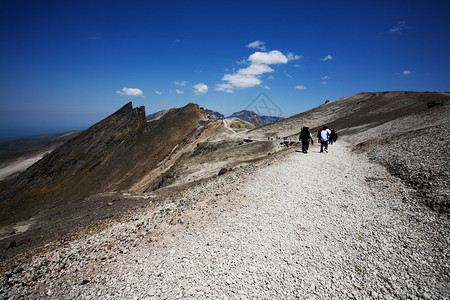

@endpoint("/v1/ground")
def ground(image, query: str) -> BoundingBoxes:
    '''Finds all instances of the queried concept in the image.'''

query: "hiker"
[320,126,330,153]
[330,128,336,144]
[299,127,313,153]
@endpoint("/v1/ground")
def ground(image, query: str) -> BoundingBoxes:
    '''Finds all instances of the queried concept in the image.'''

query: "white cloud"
[294,64,301,68]
[320,55,333,62]
[222,73,262,88]
[287,52,302,61]
[262,85,270,90]
[173,80,188,86]
[321,81,328,85]
[321,75,330,80]
[116,87,144,98]
[389,21,407,33]
[155,91,162,95]
[249,50,288,64]
[193,83,208,95]
[175,89,184,94]
[247,40,266,51]
[295,85,307,90]
[402,70,411,75]
[218,49,293,92]
[238,63,274,76]
[214,83,234,93]
[268,75,275,80]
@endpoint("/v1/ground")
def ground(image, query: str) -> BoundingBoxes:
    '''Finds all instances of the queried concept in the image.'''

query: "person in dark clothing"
[299,127,313,153]
[329,128,336,144]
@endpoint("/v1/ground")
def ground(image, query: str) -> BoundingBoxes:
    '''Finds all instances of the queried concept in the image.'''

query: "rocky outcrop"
[0,102,208,226]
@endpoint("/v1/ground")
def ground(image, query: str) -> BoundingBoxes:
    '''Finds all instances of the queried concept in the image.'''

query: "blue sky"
[1,0,449,138]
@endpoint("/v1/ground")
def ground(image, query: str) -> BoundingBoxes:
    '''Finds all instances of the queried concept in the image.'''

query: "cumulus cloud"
[320,55,333,62]
[193,83,208,95]
[249,50,288,64]
[247,40,266,51]
[389,21,407,34]
[116,87,144,98]
[173,80,188,86]
[222,73,262,88]
[214,83,234,93]
[218,49,292,92]
[268,75,275,80]
[295,85,307,90]
[238,63,274,76]
[175,89,184,94]
[262,85,270,90]
[155,91,162,95]
[402,70,411,75]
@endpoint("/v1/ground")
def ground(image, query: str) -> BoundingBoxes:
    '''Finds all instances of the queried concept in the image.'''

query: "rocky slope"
[242,91,450,211]
[0,102,209,226]
[0,101,280,260]
[248,91,450,139]
[1,142,448,298]
[0,131,81,180]
[0,91,448,297]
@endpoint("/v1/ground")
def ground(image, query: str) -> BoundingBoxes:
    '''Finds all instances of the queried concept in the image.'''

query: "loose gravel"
[1,142,448,299]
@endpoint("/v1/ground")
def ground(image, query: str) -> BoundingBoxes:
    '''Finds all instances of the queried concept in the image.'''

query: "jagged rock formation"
[0,102,209,226]
[146,108,175,121]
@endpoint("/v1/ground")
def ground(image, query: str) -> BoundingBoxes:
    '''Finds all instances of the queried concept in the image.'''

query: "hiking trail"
[4,142,448,299]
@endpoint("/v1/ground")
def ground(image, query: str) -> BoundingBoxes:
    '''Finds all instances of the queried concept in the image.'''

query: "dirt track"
[2,141,448,299]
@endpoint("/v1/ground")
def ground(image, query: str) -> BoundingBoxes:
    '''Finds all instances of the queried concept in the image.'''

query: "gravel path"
[2,142,449,299]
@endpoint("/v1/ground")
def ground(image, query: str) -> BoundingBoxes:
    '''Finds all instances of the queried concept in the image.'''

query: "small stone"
[218,168,228,176]
[81,279,90,285]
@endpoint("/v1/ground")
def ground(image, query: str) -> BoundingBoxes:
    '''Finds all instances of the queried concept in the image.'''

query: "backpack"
[299,128,310,140]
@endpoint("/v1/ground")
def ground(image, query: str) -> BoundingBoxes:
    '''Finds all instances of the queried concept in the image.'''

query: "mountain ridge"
[0,91,448,262]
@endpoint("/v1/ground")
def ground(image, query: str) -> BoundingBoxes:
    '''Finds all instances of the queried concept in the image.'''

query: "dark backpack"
[299,129,310,140]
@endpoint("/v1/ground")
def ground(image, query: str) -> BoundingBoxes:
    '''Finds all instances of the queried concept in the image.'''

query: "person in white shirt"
[320,126,330,153]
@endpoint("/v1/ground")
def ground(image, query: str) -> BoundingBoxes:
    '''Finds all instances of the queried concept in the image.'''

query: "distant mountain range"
[227,110,284,127]
[148,108,284,127]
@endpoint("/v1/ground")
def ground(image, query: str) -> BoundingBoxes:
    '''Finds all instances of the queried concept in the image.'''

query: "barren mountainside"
[0,102,209,226]
[0,91,448,264]
[249,91,450,139]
